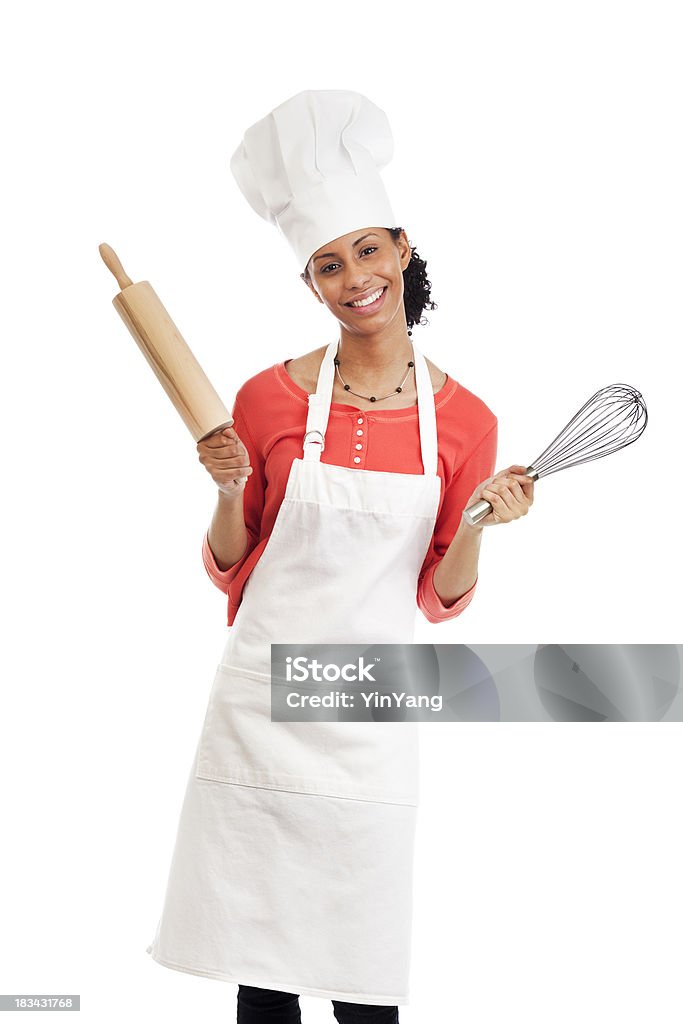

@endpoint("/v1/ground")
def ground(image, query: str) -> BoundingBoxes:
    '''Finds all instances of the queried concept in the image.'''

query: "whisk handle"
[462,466,539,526]
[462,499,494,527]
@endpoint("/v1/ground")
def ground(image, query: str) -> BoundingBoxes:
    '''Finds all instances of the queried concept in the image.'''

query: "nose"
[343,262,373,291]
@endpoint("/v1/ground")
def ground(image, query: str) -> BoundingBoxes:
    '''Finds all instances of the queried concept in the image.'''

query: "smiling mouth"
[344,286,388,309]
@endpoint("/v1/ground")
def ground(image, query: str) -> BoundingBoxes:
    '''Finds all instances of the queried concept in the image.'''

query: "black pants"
[236,984,399,1023]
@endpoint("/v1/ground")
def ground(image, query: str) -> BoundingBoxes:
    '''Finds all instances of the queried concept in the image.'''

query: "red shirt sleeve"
[201,393,267,594]
[417,420,498,623]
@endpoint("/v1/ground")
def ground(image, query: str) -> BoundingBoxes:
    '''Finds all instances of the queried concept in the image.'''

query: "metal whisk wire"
[463,383,648,526]
[530,384,648,478]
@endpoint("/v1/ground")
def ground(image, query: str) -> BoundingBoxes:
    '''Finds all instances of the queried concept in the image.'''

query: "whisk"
[463,384,648,527]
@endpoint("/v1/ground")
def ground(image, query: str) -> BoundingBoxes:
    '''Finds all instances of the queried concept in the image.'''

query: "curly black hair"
[386,227,438,331]
[303,227,438,331]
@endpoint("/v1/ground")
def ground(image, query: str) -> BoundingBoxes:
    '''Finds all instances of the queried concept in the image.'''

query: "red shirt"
[203,357,498,627]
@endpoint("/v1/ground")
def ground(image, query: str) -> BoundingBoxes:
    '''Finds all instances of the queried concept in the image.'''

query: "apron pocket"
[195,663,419,806]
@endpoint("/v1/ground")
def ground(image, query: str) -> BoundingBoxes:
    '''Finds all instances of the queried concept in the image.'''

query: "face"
[301,227,411,332]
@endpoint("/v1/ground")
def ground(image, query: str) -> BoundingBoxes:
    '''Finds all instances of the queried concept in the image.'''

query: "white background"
[1,1,681,1021]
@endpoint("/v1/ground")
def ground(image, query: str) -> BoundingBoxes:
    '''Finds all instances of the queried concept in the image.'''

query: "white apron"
[146,338,442,1006]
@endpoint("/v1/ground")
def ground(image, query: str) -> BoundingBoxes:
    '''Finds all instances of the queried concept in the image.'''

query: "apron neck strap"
[412,342,439,476]
[303,339,438,475]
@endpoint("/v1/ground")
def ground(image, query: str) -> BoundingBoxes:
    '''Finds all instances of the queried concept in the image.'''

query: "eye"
[321,246,378,274]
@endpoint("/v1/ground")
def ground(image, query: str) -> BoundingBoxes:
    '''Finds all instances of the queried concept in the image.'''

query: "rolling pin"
[100,243,234,443]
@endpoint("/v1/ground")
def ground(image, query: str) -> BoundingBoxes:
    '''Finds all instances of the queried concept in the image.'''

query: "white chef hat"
[229,89,397,271]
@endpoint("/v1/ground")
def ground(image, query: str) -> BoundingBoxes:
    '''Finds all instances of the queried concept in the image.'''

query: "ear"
[398,230,412,272]
[300,272,323,304]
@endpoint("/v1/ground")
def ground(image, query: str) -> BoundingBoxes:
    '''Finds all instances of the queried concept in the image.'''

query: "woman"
[146,91,533,1024]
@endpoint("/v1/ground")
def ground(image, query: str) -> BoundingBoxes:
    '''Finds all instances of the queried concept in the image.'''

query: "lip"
[344,286,387,315]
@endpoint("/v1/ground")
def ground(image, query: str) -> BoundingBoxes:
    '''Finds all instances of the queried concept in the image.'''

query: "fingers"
[198,426,242,450]
[198,428,249,464]
[481,486,517,523]
[497,467,534,501]
[479,487,509,523]
[510,473,534,501]
[499,464,534,484]
[480,466,535,523]
[214,462,254,495]
[197,425,252,491]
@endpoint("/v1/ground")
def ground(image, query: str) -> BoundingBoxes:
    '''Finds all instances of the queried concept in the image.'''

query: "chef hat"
[229,89,397,271]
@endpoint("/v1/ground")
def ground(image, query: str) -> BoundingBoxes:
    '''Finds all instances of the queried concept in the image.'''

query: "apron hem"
[145,945,409,1006]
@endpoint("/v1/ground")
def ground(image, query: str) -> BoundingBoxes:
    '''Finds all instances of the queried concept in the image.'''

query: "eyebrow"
[313,233,379,262]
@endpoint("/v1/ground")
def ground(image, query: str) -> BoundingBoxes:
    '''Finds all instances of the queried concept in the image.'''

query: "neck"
[337,325,413,379]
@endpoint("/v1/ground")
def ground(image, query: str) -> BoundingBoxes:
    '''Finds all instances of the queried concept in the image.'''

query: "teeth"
[350,288,384,307]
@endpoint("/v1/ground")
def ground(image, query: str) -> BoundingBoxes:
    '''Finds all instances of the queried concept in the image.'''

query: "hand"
[197,425,253,500]
[464,464,535,528]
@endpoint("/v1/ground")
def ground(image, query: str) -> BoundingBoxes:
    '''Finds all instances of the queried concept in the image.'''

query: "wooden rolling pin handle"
[99,242,134,290]
[198,419,235,441]
[101,242,235,443]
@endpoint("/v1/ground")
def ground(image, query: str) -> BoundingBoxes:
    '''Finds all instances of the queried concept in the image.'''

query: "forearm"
[207,491,250,572]
[432,517,484,606]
